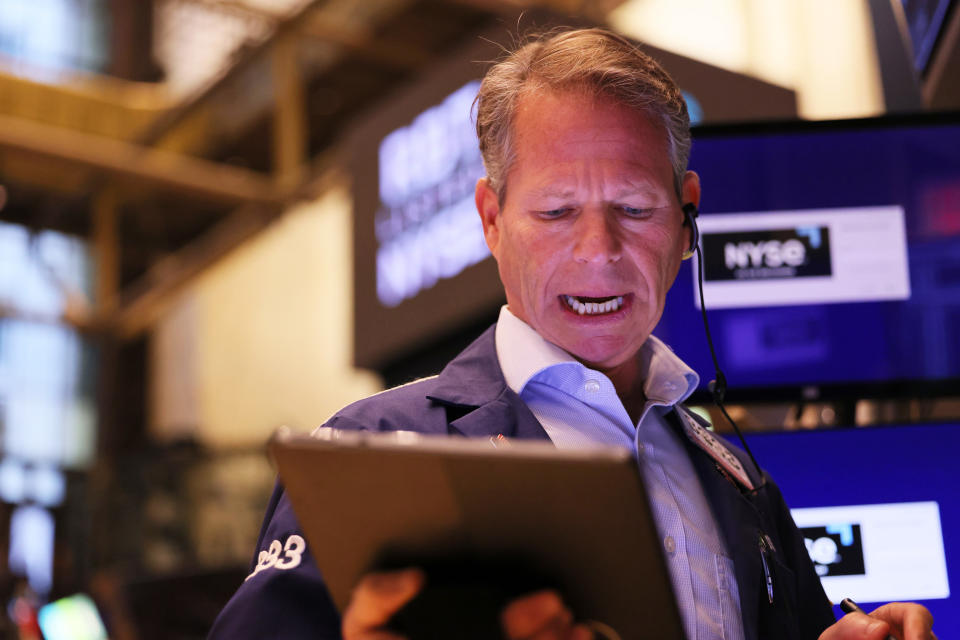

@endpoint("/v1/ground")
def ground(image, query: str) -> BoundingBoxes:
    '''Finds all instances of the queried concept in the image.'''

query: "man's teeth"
[563,295,624,315]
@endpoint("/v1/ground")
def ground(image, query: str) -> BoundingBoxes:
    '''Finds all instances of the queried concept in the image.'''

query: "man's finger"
[345,631,407,640]
[569,625,595,640]
[524,623,594,640]
[341,568,425,639]
[501,590,574,639]
[870,603,935,640]
[818,611,891,640]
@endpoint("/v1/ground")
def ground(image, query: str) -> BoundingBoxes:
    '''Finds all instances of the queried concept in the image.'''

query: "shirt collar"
[494,305,700,406]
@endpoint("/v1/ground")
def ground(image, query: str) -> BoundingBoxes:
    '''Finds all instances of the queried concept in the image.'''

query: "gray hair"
[475,27,691,202]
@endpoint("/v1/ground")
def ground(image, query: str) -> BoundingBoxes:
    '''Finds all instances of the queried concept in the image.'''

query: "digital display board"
[656,115,960,401]
[736,422,959,635]
[348,29,507,371]
[373,79,489,309]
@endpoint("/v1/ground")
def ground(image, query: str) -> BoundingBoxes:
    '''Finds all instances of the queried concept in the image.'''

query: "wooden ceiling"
[0,0,622,336]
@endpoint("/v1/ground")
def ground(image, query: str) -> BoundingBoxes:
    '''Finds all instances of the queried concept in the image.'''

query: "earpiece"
[681,203,699,260]
[686,200,767,492]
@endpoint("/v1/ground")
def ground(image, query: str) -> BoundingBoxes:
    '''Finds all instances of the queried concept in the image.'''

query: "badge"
[678,410,755,491]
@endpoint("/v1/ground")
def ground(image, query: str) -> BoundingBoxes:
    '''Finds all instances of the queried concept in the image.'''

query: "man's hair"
[475,27,691,202]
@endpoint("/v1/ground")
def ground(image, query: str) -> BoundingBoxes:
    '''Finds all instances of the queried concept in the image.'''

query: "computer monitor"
[735,422,957,634]
[656,114,960,402]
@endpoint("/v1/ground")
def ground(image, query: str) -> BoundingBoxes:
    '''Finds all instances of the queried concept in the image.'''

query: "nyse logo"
[725,239,805,269]
[702,226,832,282]
[800,523,866,577]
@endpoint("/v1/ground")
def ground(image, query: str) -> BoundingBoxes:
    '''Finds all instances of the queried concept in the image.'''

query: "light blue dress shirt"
[495,306,744,640]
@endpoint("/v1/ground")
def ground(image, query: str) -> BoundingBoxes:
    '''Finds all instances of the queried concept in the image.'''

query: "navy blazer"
[210,325,835,639]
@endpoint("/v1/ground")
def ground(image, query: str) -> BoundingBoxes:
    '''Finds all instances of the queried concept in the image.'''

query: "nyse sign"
[791,502,949,604]
[800,523,866,577]
[693,206,910,310]
[374,81,490,308]
[703,226,832,282]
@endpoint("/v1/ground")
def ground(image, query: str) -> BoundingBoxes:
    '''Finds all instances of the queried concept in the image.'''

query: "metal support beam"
[923,1,960,109]
[112,161,340,341]
[113,203,281,339]
[93,187,120,316]
[0,113,282,206]
[136,0,327,147]
[866,0,925,113]
[272,32,308,189]
[300,15,430,71]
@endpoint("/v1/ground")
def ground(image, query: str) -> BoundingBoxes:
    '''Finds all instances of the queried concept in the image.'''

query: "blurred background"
[0,0,957,638]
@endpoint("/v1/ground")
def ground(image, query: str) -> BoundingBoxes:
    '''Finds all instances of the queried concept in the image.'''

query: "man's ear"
[475,177,502,254]
[681,170,701,211]
[680,170,701,254]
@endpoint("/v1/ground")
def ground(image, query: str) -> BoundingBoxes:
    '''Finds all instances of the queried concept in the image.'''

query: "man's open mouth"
[562,294,625,315]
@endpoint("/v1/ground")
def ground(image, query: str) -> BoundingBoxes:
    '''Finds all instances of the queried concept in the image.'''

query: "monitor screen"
[655,115,960,402]
[734,422,958,635]
[38,593,108,640]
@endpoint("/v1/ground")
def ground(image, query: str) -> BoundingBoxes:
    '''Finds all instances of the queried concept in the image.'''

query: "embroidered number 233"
[246,534,306,581]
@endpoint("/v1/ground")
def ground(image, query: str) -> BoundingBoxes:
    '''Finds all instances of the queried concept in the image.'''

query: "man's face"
[476,89,699,376]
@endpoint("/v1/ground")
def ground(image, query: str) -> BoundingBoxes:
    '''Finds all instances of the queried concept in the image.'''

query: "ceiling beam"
[0,113,282,206]
[300,14,430,71]
[0,303,94,331]
[113,203,280,339]
[272,31,308,189]
[92,187,120,316]
[111,159,340,340]
[136,0,328,147]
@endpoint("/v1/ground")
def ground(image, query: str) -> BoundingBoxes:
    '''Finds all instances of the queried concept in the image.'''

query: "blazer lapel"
[445,392,549,440]
[425,324,550,442]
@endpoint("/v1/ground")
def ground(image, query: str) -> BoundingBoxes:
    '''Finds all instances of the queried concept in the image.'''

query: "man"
[211,28,935,639]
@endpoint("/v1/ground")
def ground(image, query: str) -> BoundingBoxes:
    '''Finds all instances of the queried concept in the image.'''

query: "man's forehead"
[511,88,670,155]
[523,181,668,201]
[514,85,663,128]
[505,91,671,177]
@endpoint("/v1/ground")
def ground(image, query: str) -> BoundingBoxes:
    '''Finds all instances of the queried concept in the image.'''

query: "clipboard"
[270,427,686,639]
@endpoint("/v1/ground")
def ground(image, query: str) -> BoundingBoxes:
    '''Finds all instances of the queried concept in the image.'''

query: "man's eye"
[537,208,570,218]
[620,206,653,218]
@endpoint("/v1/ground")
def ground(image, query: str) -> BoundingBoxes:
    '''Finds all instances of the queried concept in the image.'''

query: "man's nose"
[573,209,622,264]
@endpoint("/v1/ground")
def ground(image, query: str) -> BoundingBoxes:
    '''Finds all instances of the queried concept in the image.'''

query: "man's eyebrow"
[527,185,576,200]
[611,184,663,200]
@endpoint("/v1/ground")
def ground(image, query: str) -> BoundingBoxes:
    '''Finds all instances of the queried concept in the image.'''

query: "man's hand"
[818,603,935,640]
[341,569,592,640]
[342,569,425,640]
[500,590,593,640]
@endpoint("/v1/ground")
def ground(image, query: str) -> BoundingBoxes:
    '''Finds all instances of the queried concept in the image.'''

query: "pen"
[839,598,896,640]
[758,535,773,604]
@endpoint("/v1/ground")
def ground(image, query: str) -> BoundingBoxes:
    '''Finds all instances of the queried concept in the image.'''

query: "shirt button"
[663,381,677,391]
[636,442,645,454]
[664,535,677,554]
[584,379,601,393]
